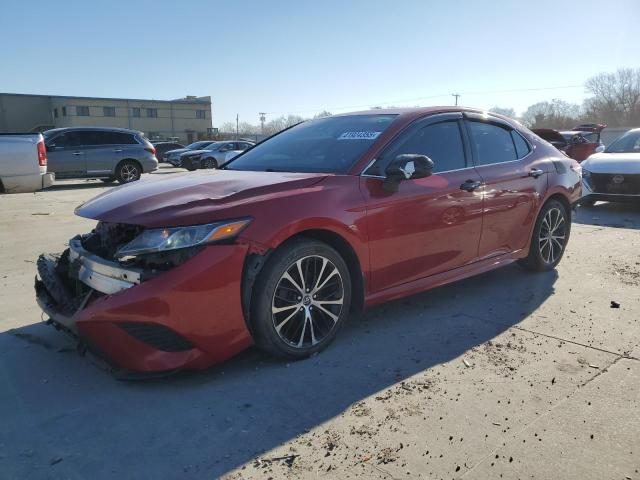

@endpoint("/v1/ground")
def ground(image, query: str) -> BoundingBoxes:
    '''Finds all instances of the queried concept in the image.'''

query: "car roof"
[333,106,517,123]
[47,126,144,135]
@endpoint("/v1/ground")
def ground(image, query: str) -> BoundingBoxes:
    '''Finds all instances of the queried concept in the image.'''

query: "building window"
[53,108,59,118]
[196,110,206,119]
[146,108,158,118]
[103,106,116,117]
[132,107,141,118]
[76,106,90,116]
[62,106,67,116]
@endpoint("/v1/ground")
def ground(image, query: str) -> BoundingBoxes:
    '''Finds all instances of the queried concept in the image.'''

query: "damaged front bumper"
[35,238,254,374]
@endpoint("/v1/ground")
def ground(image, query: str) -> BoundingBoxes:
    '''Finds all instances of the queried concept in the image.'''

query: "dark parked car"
[164,141,216,165]
[35,107,581,374]
[153,142,184,162]
[43,127,158,183]
[180,140,254,170]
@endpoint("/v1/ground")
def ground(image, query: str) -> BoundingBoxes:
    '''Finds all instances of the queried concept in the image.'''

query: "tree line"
[219,67,640,136]
[491,67,640,129]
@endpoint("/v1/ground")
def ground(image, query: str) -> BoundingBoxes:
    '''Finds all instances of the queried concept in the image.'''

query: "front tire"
[116,161,141,184]
[518,199,570,271]
[250,238,351,360]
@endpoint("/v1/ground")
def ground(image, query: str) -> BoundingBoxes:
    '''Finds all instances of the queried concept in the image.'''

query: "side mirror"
[595,144,605,153]
[383,154,434,192]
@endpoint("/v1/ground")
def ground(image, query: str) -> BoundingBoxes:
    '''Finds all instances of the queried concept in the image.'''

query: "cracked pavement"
[0,173,638,479]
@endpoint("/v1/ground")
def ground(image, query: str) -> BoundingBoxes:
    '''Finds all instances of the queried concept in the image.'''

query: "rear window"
[226,114,397,174]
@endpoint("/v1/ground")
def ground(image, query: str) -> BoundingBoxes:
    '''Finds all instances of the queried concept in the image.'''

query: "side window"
[379,121,466,174]
[511,130,530,159]
[65,131,94,147]
[76,106,90,116]
[50,133,68,147]
[91,131,114,145]
[468,121,517,165]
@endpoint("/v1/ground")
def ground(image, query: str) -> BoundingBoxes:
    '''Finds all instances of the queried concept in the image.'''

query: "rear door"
[87,131,140,176]
[464,114,548,259]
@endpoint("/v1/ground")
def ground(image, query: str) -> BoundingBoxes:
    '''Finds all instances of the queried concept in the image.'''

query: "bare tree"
[584,68,640,126]
[489,107,516,118]
[521,99,581,129]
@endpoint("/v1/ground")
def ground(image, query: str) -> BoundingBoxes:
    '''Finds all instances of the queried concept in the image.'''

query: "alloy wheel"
[271,255,344,349]
[539,207,566,264]
[120,164,139,182]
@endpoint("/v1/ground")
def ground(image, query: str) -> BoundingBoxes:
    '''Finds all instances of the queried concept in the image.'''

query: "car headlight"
[582,169,591,178]
[115,219,251,258]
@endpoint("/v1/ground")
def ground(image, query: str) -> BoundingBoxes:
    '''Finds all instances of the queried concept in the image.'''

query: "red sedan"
[35,107,581,375]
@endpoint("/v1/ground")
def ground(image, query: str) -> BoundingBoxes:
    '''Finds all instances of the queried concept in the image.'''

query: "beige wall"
[0,94,212,143]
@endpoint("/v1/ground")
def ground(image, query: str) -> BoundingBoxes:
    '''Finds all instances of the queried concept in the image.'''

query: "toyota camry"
[35,107,582,375]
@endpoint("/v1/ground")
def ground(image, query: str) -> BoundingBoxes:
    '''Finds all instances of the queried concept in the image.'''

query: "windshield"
[605,130,640,153]
[225,114,397,173]
[186,141,212,150]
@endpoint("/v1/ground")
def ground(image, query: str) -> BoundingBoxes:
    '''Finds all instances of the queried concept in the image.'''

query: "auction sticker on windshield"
[338,131,382,140]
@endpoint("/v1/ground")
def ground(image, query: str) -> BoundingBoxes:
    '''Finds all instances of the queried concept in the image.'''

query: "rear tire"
[249,238,351,360]
[115,161,141,184]
[202,157,217,169]
[518,199,570,272]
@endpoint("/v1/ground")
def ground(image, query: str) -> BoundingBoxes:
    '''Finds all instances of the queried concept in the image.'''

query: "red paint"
[71,107,581,372]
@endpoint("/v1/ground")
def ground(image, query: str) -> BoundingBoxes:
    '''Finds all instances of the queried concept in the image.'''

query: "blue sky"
[1,0,638,125]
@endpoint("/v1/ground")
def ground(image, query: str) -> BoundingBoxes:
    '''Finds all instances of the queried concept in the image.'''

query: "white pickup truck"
[0,133,55,193]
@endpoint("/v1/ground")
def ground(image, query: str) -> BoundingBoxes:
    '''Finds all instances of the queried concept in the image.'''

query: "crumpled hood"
[75,170,328,227]
[165,148,190,157]
[582,153,640,174]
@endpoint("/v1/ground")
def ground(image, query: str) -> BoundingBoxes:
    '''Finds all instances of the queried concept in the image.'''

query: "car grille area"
[118,323,194,352]
[590,173,640,195]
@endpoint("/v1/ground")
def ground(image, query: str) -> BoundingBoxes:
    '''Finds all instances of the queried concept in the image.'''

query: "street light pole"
[236,114,239,140]
[259,112,266,135]
[452,93,461,106]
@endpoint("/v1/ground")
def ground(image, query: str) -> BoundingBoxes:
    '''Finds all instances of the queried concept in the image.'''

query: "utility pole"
[236,114,239,140]
[258,112,266,135]
[452,93,461,106]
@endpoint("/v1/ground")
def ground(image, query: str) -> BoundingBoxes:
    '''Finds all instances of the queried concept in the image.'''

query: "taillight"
[145,145,156,155]
[37,140,47,166]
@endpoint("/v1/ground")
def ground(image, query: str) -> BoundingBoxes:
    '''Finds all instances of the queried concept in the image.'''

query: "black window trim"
[47,129,141,147]
[361,112,473,178]
[462,112,534,167]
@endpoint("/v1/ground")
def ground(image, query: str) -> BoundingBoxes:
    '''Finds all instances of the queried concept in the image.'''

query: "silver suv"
[43,127,158,184]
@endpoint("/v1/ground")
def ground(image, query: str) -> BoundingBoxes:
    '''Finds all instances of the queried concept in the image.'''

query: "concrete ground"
[0,167,639,480]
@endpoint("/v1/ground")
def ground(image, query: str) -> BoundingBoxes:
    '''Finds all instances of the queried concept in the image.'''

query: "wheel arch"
[241,227,365,333]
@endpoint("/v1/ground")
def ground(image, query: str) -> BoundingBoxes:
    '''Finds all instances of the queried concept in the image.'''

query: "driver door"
[360,113,484,292]
[45,131,86,177]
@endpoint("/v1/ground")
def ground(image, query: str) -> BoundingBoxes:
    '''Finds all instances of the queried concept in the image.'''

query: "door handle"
[72,151,84,156]
[113,149,123,152]
[528,168,544,178]
[460,180,482,192]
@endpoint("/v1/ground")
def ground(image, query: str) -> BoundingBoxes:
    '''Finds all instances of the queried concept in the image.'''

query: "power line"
[262,84,585,117]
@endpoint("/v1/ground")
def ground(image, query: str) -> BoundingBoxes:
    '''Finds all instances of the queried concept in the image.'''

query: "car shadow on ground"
[573,202,640,230]
[0,264,557,479]
[46,181,115,191]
